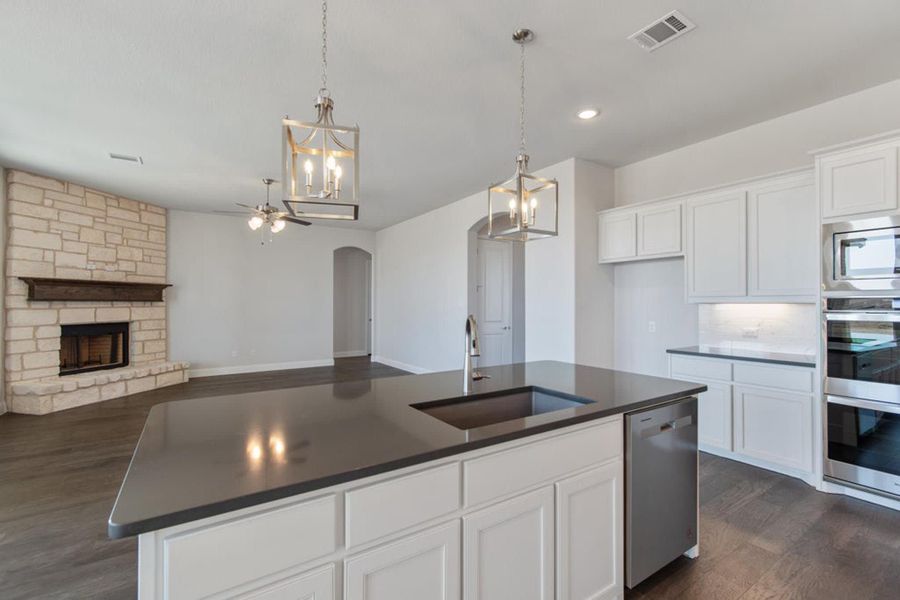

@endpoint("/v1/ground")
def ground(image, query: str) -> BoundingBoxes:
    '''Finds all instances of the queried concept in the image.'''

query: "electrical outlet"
[742,327,760,339]
[648,321,657,333]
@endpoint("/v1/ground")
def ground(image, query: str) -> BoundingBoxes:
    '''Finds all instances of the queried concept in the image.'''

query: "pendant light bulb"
[248,216,264,231]
[326,154,337,171]
[271,219,286,233]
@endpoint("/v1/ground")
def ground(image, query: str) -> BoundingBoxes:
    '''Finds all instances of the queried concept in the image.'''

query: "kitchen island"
[109,361,705,600]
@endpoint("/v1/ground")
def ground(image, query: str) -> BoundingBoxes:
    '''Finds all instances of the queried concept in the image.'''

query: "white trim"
[333,350,369,358]
[370,355,431,374]
[190,359,335,378]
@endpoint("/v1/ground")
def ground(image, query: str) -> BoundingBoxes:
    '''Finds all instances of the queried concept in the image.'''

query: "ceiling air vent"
[628,10,695,52]
[109,152,143,164]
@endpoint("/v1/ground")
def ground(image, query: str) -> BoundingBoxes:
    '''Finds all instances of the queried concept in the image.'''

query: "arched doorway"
[333,247,372,358]
[467,215,525,366]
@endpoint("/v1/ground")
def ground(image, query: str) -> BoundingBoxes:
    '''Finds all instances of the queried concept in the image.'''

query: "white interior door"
[476,238,513,367]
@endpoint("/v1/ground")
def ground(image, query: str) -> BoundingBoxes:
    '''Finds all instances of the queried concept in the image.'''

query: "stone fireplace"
[4,169,189,414]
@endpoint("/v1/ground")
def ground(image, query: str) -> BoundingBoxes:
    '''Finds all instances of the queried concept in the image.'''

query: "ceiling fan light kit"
[281,0,360,222]
[487,28,559,242]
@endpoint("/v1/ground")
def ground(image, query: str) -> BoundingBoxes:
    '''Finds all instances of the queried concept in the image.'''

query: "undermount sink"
[413,388,594,430]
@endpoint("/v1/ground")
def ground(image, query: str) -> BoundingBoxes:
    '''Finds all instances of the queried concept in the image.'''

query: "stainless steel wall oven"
[824,297,900,498]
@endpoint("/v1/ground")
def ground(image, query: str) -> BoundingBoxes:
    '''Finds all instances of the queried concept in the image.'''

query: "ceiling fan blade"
[235,203,259,210]
[283,216,312,226]
[213,210,251,215]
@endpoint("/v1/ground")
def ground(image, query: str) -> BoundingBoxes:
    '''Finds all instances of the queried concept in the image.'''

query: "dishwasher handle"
[640,414,694,439]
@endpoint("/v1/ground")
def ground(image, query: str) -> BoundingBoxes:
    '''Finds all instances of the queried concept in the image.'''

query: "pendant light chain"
[519,40,526,156]
[320,0,328,93]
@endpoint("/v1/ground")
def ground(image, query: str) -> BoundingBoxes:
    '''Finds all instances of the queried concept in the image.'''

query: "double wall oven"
[823,216,900,498]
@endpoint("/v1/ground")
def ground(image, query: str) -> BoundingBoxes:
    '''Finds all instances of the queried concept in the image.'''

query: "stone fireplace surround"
[4,169,188,414]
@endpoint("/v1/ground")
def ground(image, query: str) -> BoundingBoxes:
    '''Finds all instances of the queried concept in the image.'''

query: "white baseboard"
[190,359,335,378]
[370,355,431,375]
[333,350,370,358]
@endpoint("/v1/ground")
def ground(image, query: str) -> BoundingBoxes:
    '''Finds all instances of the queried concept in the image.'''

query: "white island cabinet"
[136,416,625,600]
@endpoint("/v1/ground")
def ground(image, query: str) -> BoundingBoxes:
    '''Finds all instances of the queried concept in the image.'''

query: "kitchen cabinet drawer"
[346,462,460,548]
[733,362,813,393]
[669,355,732,382]
[164,494,337,600]
[463,419,621,507]
[240,564,335,600]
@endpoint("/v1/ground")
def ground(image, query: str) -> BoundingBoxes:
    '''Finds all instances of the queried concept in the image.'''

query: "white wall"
[333,247,371,357]
[168,210,374,376]
[613,259,698,377]
[574,159,615,368]
[375,158,607,373]
[615,78,900,207]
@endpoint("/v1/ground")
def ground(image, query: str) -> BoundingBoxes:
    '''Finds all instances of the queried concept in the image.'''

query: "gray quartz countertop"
[667,346,816,368]
[108,360,706,539]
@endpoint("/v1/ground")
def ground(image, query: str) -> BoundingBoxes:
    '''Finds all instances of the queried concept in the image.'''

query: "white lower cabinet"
[345,521,460,600]
[696,381,732,452]
[733,385,813,473]
[140,419,624,600]
[463,487,555,600]
[242,564,335,600]
[556,462,623,600]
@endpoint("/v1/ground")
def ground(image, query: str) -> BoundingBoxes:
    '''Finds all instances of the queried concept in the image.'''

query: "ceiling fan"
[219,178,311,233]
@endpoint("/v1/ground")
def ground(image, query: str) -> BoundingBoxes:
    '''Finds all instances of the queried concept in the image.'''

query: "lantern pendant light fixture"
[282,0,360,221]
[488,29,558,241]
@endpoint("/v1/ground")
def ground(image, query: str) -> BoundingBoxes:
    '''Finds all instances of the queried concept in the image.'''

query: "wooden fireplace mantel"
[18,278,172,302]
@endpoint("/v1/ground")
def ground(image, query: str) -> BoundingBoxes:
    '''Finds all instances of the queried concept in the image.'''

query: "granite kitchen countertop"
[667,346,816,368]
[108,360,706,538]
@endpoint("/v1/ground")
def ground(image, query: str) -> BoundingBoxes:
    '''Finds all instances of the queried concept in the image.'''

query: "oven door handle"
[824,312,900,322]
[826,394,900,414]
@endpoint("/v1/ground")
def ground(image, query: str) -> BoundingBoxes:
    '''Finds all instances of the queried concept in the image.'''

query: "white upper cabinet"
[637,202,682,257]
[685,191,747,300]
[598,201,682,263]
[747,174,817,298]
[819,144,898,220]
[598,211,636,262]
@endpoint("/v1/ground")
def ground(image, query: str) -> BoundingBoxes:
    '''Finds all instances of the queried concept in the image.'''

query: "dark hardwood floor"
[0,357,405,600]
[1,359,899,599]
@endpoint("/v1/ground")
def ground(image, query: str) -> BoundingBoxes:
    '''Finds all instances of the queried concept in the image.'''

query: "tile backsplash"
[698,303,817,355]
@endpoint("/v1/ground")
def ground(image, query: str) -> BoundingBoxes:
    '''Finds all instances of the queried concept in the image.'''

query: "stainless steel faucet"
[464,314,488,393]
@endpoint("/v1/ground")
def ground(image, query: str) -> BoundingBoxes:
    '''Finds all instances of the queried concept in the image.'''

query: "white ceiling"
[3,1,900,230]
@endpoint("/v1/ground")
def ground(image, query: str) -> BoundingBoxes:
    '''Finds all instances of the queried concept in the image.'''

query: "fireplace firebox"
[59,322,129,376]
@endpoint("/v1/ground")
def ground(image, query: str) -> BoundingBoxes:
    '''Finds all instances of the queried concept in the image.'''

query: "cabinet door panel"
[733,386,812,473]
[821,145,898,219]
[696,381,732,452]
[599,212,637,262]
[637,202,682,257]
[345,521,460,600]
[686,192,747,299]
[241,564,335,600]
[748,176,817,297]
[463,487,554,600]
[556,463,623,600]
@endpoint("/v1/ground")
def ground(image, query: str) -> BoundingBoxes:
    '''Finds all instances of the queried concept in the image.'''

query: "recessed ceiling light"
[577,109,599,120]
[109,152,143,164]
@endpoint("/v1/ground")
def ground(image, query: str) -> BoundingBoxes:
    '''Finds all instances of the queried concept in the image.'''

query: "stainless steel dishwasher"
[625,396,698,589]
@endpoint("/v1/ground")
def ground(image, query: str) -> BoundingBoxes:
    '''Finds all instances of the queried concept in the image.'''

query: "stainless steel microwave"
[823,215,900,294]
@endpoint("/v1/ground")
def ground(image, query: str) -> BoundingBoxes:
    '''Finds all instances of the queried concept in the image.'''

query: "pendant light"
[487,29,558,241]
[282,0,360,221]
